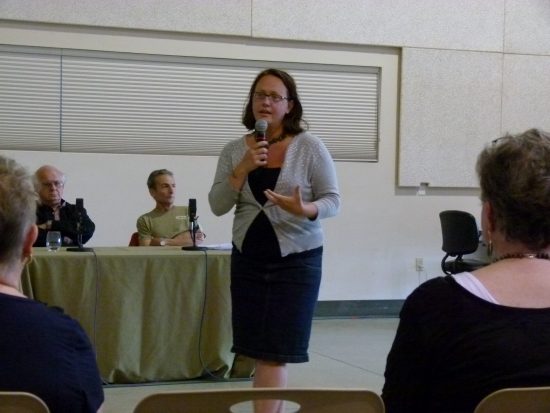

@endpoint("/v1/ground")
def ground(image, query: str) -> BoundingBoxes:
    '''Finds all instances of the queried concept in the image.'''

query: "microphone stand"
[67,212,93,252]
[182,218,207,251]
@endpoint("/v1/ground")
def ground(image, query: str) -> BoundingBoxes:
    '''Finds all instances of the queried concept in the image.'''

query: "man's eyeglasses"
[253,92,289,103]
[41,181,64,189]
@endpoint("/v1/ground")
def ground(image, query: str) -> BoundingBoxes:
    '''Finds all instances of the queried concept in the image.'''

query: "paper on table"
[203,243,232,250]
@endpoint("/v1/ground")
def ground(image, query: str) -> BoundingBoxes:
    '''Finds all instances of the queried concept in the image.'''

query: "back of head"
[0,156,37,265]
[476,128,550,250]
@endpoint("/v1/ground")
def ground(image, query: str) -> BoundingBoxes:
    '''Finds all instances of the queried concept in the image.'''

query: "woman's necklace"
[267,135,287,146]
[493,252,550,262]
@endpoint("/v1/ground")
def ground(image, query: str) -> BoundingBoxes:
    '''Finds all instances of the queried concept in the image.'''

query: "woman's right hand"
[229,138,268,190]
[244,138,269,170]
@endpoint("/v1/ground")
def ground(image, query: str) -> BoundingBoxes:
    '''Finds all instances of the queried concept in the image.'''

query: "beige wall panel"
[398,48,502,187]
[504,0,550,55]
[253,0,504,52]
[501,54,550,133]
[0,0,251,36]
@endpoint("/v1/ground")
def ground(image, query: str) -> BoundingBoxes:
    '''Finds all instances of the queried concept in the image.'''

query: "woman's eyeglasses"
[253,92,289,103]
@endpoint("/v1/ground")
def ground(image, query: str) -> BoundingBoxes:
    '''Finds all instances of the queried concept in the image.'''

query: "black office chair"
[439,210,486,274]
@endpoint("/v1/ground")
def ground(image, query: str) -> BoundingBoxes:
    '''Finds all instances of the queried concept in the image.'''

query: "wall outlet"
[415,258,424,272]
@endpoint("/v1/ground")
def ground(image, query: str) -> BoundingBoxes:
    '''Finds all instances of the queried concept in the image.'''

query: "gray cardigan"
[208,131,340,257]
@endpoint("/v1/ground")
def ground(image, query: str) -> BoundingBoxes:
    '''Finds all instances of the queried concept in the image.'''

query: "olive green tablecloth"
[22,247,253,384]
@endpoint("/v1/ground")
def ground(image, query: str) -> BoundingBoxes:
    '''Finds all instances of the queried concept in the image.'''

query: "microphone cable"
[195,248,230,381]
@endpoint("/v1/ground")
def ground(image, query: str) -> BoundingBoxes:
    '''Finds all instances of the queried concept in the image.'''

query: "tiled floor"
[102,317,399,413]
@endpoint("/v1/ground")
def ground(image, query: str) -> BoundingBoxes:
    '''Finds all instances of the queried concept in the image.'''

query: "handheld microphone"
[76,198,84,210]
[255,119,268,142]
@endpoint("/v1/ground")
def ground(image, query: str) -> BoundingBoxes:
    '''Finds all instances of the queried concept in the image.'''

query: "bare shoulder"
[473,261,550,308]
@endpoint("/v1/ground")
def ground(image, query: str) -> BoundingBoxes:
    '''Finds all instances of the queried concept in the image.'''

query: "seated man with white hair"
[33,165,96,247]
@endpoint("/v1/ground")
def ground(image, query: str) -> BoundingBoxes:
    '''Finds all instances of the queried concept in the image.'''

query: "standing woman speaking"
[209,68,340,413]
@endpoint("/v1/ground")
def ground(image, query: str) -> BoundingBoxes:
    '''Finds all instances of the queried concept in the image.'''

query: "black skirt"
[230,246,323,363]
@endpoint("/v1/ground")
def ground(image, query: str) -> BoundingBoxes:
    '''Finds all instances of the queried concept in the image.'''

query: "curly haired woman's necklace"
[493,252,550,263]
[267,135,288,146]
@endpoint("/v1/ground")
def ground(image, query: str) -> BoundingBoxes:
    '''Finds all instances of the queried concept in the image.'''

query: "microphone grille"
[255,119,268,133]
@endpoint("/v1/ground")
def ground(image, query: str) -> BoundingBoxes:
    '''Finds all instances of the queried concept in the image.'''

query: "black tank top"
[241,167,281,258]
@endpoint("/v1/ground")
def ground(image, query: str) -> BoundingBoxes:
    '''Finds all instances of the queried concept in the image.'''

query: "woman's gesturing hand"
[264,186,318,219]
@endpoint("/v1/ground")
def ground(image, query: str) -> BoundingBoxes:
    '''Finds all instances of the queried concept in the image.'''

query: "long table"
[21,247,253,384]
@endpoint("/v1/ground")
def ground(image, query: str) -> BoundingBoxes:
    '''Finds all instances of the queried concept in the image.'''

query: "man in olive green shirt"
[136,169,204,246]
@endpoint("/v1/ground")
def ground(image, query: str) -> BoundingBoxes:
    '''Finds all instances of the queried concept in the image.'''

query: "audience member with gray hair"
[0,155,104,412]
[383,128,550,413]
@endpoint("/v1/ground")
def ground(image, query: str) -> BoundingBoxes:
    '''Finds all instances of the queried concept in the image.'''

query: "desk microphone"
[255,119,268,142]
[67,197,93,252]
[182,198,206,251]
[188,198,197,223]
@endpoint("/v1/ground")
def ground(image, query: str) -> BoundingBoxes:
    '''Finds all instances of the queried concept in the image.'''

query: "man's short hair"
[147,169,173,189]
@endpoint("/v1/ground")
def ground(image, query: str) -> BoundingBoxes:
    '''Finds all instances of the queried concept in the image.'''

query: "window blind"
[0,50,61,150]
[0,47,380,161]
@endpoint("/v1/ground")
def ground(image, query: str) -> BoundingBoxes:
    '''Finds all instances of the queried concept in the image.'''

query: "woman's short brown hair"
[476,128,550,250]
[242,68,306,135]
